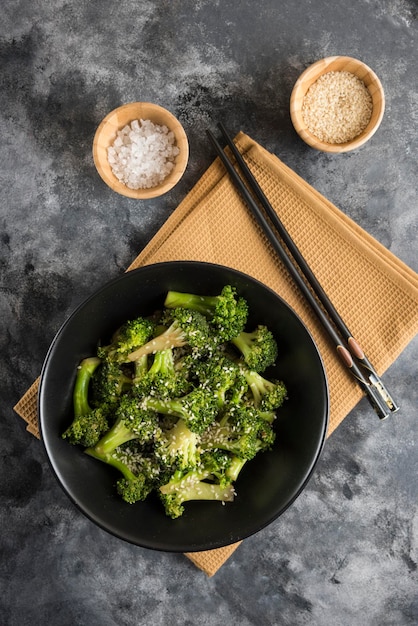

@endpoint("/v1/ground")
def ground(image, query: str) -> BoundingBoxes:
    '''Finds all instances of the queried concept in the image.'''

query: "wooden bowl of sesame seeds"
[290,56,385,153]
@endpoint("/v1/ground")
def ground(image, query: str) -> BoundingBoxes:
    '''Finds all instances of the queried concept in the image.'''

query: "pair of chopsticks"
[207,123,399,420]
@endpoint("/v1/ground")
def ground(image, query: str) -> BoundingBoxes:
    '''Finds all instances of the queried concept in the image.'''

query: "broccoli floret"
[139,387,219,435]
[155,418,200,471]
[116,473,152,504]
[241,366,287,411]
[132,353,149,384]
[159,467,235,519]
[200,405,276,460]
[134,348,190,398]
[99,316,155,363]
[90,360,133,406]
[126,308,216,361]
[86,445,156,504]
[62,357,109,447]
[200,450,233,488]
[164,285,248,342]
[231,325,278,373]
[87,394,160,457]
[191,354,242,408]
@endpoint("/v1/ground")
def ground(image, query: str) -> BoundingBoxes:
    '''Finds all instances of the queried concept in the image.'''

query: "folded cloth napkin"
[14,132,418,576]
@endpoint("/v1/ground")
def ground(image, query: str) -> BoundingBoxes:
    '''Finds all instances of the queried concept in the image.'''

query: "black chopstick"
[206,124,399,420]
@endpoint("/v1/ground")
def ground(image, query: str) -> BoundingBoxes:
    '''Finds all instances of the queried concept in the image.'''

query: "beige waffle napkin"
[14,132,418,576]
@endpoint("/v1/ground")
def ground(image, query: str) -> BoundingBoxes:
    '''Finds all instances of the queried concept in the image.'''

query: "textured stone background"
[1,1,417,624]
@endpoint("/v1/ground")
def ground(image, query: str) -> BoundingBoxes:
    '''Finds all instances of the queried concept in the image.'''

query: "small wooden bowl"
[290,56,385,153]
[93,102,189,198]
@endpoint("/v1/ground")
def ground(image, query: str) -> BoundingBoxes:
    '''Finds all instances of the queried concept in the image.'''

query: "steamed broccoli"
[87,394,160,457]
[191,353,242,408]
[62,285,288,519]
[200,450,233,487]
[240,366,287,411]
[99,316,155,363]
[164,285,248,342]
[139,387,219,435]
[86,444,158,504]
[90,360,134,406]
[85,397,162,504]
[134,348,190,398]
[200,405,276,460]
[126,308,216,361]
[155,418,200,472]
[231,325,278,372]
[159,466,235,519]
[62,357,110,447]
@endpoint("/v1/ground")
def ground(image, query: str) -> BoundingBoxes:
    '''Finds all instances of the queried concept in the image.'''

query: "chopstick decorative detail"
[207,123,399,420]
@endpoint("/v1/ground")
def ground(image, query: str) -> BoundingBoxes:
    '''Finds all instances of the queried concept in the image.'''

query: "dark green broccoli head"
[90,394,161,457]
[241,367,287,411]
[141,386,218,435]
[167,308,217,355]
[164,285,248,342]
[100,316,155,363]
[255,418,276,452]
[191,354,241,407]
[126,308,216,361]
[231,325,278,373]
[208,285,249,341]
[201,404,276,460]
[116,473,153,504]
[134,348,191,399]
[62,406,109,448]
[90,360,133,405]
[116,395,161,442]
[159,492,185,519]
[200,450,233,487]
[170,387,219,434]
[155,418,200,472]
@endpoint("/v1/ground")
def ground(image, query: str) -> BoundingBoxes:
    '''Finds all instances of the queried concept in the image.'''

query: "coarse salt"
[302,71,373,144]
[107,118,180,189]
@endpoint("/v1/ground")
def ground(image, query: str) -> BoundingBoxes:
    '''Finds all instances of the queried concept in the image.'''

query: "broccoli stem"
[90,418,136,456]
[227,456,248,481]
[73,357,101,417]
[230,332,253,362]
[141,396,185,419]
[160,468,234,501]
[166,418,198,451]
[164,291,219,316]
[149,348,175,376]
[242,368,286,408]
[127,323,186,361]
[85,446,136,481]
[167,481,234,502]
[134,354,148,380]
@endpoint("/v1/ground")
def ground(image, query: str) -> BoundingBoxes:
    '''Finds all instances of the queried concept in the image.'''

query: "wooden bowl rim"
[92,102,189,198]
[290,56,385,153]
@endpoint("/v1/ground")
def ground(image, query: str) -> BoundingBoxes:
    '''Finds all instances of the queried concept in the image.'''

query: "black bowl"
[39,261,329,552]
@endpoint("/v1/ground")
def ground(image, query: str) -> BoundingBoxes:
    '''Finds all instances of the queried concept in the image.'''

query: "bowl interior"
[92,102,189,199]
[290,56,385,153]
[39,261,329,552]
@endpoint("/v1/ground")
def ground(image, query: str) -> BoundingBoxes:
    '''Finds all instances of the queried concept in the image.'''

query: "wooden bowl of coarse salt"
[93,102,189,198]
[290,56,385,153]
